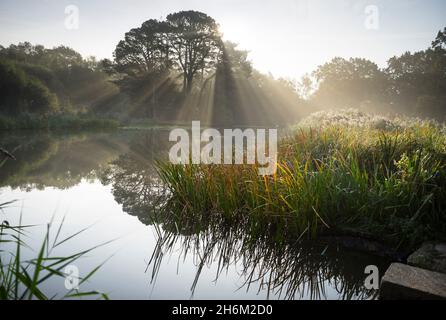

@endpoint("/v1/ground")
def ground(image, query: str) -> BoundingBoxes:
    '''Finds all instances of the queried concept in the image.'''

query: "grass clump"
[0,205,111,300]
[157,111,446,250]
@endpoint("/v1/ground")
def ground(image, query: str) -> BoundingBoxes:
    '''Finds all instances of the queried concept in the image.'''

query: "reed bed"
[157,111,446,250]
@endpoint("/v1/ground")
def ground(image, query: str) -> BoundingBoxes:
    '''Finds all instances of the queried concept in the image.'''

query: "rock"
[380,263,446,300]
[408,243,446,274]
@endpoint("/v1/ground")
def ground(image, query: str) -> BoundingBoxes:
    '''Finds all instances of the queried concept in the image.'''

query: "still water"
[0,130,389,300]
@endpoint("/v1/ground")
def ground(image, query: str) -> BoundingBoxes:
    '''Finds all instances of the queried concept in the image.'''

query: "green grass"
[157,112,446,251]
[0,203,111,300]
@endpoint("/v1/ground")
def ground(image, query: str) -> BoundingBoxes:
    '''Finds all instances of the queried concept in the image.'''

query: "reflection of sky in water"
[0,181,371,300]
[0,132,385,300]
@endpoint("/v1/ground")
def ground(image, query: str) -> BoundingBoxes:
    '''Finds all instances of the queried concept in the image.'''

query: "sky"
[0,0,445,79]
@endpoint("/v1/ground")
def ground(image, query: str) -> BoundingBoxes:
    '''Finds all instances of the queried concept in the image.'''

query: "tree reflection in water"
[145,210,388,300]
[100,130,170,225]
[0,130,389,300]
[99,132,389,300]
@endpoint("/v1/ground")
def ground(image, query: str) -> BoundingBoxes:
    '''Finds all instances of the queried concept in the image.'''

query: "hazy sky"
[1,0,445,79]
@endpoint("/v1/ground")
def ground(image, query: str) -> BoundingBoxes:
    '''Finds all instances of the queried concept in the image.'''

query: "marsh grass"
[157,111,446,250]
[0,203,111,300]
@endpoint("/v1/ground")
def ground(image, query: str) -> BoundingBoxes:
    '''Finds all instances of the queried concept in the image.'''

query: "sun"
[219,22,245,44]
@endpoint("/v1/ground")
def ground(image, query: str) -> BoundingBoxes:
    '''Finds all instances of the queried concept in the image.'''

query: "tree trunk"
[183,74,187,94]
[186,74,194,93]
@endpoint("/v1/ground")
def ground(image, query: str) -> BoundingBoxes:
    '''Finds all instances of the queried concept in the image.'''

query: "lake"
[0,130,389,300]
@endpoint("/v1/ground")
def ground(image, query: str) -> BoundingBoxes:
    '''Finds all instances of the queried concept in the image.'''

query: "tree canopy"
[307,29,446,120]
[0,43,118,117]
[1,11,445,126]
[114,11,222,93]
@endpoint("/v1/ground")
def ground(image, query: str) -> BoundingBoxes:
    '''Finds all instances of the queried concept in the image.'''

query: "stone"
[407,242,446,274]
[380,263,446,300]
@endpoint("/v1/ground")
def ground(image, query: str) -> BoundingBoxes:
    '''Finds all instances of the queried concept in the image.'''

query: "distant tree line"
[302,28,446,121]
[1,10,445,127]
[0,11,306,127]
[0,43,118,118]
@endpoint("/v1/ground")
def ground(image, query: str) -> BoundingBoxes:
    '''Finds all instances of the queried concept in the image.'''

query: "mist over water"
[0,130,388,300]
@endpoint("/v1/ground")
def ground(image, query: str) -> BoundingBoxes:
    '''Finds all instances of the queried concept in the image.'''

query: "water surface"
[0,130,389,300]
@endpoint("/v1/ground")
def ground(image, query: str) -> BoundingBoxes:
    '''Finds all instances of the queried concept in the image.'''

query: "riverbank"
[0,114,120,130]
[157,110,446,252]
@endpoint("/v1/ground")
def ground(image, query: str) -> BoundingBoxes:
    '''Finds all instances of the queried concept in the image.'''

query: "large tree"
[114,12,222,93]
[114,19,171,75]
[166,11,222,93]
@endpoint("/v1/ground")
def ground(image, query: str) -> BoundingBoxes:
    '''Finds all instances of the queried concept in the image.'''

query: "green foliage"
[432,27,446,50]
[0,43,120,123]
[25,77,59,114]
[157,112,446,250]
[0,207,110,300]
[311,57,387,110]
[2,23,446,126]
[0,59,58,115]
[309,29,446,121]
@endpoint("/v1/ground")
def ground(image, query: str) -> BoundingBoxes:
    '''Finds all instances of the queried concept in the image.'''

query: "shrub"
[0,59,58,115]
